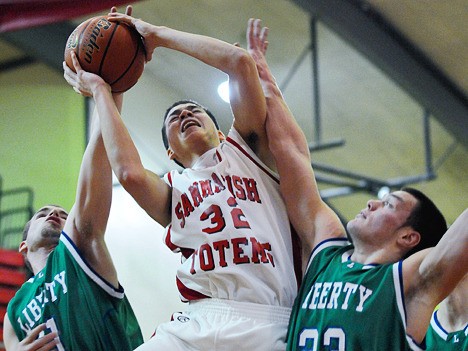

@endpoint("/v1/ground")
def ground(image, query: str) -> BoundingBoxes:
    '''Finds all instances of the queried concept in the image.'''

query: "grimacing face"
[165,102,222,163]
[347,191,418,245]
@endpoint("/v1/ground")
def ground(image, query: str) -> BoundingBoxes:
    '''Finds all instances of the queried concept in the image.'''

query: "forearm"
[154,26,249,75]
[93,84,145,181]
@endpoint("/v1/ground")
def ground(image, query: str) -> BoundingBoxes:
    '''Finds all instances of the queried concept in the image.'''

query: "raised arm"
[63,52,172,227]
[404,208,468,342]
[108,7,272,166]
[61,90,120,286]
[247,19,345,266]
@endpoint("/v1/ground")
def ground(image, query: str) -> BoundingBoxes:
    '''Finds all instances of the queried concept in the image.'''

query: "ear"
[19,241,28,255]
[167,148,176,160]
[397,228,421,250]
[218,130,226,142]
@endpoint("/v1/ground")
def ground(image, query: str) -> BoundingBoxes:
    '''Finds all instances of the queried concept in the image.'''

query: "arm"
[63,53,172,228]
[3,314,58,351]
[248,19,345,266]
[108,8,272,166]
[61,94,120,286]
[404,208,468,342]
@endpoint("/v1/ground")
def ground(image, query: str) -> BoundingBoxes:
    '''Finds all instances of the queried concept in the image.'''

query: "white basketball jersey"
[163,128,300,308]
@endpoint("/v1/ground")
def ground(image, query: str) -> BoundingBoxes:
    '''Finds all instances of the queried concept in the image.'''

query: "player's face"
[165,102,222,162]
[347,191,418,245]
[24,205,68,252]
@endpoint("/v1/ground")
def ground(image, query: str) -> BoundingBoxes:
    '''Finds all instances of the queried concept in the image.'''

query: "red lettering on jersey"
[225,175,235,197]
[213,240,230,267]
[199,244,215,271]
[243,177,261,203]
[250,238,274,266]
[200,204,226,234]
[190,249,198,274]
[188,182,203,207]
[211,173,225,193]
[181,193,194,218]
[199,179,214,198]
[189,236,274,274]
[232,175,247,200]
[175,202,185,228]
[232,237,250,264]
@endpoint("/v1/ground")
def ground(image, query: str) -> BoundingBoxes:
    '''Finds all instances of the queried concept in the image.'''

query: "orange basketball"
[64,16,146,93]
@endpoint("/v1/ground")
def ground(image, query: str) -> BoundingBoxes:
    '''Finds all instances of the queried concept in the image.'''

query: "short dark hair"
[401,187,447,259]
[161,100,219,168]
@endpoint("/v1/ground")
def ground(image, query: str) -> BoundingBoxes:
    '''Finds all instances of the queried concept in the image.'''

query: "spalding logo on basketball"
[65,16,146,93]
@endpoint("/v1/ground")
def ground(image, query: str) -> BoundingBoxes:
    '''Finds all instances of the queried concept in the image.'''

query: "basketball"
[64,16,146,93]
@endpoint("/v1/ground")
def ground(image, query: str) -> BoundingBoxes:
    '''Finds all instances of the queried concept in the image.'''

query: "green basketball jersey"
[286,238,424,351]
[425,310,467,350]
[7,232,143,350]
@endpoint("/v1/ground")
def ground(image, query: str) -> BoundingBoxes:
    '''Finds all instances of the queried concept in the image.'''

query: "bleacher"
[0,175,34,350]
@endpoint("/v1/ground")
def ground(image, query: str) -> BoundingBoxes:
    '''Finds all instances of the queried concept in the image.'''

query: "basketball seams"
[99,21,120,77]
[109,28,143,91]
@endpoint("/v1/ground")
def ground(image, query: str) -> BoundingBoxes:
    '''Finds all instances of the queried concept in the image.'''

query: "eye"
[383,200,394,208]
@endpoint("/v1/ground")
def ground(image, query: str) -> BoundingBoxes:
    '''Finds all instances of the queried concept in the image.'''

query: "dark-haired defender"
[3,92,143,350]
[248,16,468,351]
[64,8,299,351]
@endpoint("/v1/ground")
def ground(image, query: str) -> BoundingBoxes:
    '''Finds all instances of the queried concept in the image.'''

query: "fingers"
[23,323,48,341]
[34,332,59,351]
[20,324,59,351]
[70,51,82,72]
[125,5,133,16]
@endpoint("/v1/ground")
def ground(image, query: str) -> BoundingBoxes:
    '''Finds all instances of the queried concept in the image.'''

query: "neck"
[350,244,400,265]
[29,246,55,275]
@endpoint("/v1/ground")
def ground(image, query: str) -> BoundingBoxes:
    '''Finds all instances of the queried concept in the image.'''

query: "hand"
[17,323,59,351]
[108,5,158,62]
[246,18,278,96]
[63,51,110,97]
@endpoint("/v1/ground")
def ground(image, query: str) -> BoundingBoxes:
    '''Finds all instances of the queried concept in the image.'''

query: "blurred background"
[1,0,467,340]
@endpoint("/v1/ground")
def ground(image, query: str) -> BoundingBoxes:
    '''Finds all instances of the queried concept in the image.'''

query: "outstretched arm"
[108,6,272,167]
[404,208,468,343]
[247,19,345,267]
[61,92,121,286]
[63,51,172,227]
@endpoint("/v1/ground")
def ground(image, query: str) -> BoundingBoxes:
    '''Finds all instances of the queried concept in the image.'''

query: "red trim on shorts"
[226,137,278,183]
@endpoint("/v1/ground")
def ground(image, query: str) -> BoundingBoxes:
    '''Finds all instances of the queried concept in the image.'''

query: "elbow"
[115,166,145,190]
[230,48,257,75]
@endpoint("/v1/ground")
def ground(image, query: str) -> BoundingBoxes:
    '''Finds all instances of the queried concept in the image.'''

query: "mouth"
[181,119,201,132]
[46,217,62,225]
[357,211,366,219]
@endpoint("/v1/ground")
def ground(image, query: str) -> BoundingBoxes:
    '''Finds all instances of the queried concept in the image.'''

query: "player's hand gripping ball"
[64,16,145,93]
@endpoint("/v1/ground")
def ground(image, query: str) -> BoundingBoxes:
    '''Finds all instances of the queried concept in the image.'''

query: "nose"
[367,199,380,211]
[180,109,193,119]
[48,207,60,217]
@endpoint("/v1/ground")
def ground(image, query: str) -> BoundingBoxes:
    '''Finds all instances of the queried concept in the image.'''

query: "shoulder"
[305,238,351,273]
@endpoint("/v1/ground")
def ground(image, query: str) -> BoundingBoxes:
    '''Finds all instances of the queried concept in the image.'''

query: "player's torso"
[8,234,143,350]
[425,311,468,351]
[287,242,415,351]
[165,129,298,307]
